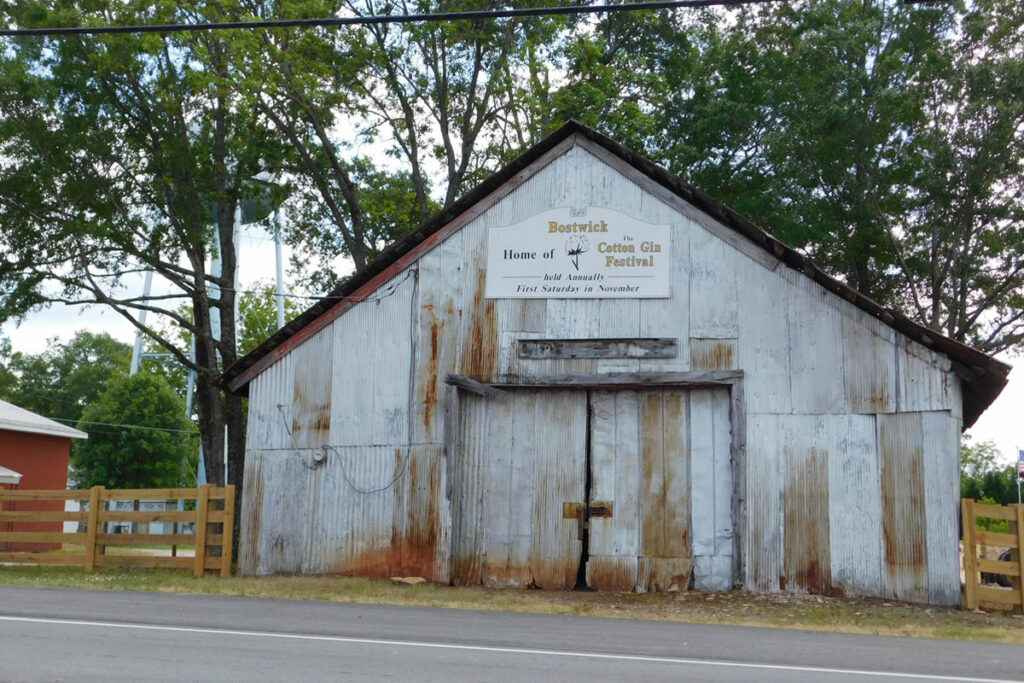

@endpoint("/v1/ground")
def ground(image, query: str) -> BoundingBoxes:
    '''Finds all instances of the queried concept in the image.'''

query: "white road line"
[0,614,1017,683]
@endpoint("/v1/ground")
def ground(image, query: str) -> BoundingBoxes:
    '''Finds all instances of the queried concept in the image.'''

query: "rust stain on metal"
[420,315,443,431]
[880,422,926,581]
[392,448,443,579]
[459,261,498,379]
[241,455,265,569]
[690,339,736,371]
[638,557,692,592]
[640,392,665,556]
[783,446,832,595]
[587,557,637,592]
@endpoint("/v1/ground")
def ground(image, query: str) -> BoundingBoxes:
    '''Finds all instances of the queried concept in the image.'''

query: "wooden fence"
[0,484,234,577]
[962,498,1024,612]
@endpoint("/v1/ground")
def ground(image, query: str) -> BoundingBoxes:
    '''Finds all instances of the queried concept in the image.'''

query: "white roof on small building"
[0,399,87,440]
[0,464,23,485]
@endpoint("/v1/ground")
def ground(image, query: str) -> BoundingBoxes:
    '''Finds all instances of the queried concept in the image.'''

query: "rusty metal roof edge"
[219,120,1010,427]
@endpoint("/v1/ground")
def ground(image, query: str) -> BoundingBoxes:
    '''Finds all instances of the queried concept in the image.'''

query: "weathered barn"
[223,122,1009,604]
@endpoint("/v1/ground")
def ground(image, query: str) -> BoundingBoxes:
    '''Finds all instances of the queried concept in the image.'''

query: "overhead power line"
[0,0,787,38]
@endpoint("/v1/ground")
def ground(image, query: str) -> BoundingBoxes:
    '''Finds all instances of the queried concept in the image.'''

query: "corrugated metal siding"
[843,314,896,414]
[244,354,295,451]
[923,411,961,605]
[878,412,929,603]
[690,388,733,590]
[787,274,847,415]
[783,441,831,594]
[329,268,414,447]
[289,327,334,449]
[897,337,955,413]
[453,389,586,588]
[690,338,737,371]
[827,415,884,598]
[737,266,793,414]
[745,413,782,592]
[690,220,739,339]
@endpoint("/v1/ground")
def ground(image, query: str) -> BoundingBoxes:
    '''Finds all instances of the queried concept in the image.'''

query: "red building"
[0,399,86,552]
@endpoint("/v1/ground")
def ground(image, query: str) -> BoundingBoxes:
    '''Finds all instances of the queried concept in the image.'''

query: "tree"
[0,0,284,489]
[0,331,130,425]
[961,438,1016,505]
[555,0,1024,354]
[72,373,195,489]
[237,280,304,355]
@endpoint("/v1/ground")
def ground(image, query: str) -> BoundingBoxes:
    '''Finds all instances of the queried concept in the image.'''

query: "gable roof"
[220,120,1010,428]
[0,399,87,440]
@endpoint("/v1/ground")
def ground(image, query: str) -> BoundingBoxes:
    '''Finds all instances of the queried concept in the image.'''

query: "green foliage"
[72,373,195,489]
[961,438,1017,506]
[555,0,1024,353]
[237,280,304,355]
[0,331,130,425]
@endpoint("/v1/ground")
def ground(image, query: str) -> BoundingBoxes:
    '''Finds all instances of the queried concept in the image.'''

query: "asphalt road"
[1,585,1023,682]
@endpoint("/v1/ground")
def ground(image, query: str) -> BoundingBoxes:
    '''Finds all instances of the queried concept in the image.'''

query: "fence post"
[84,486,102,572]
[1014,505,1024,614]
[193,484,210,577]
[962,498,978,610]
[220,485,235,578]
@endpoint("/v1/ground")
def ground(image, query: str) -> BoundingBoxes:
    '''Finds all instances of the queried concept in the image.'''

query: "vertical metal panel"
[843,313,896,414]
[897,338,955,413]
[304,446,398,576]
[242,448,312,575]
[690,388,733,590]
[453,390,586,589]
[244,354,295,451]
[690,338,737,371]
[529,391,586,589]
[329,268,415,447]
[827,415,884,598]
[586,391,638,591]
[689,220,739,339]
[782,437,831,595]
[923,411,961,605]
[737,265,792,414]
[637,208,693,375]
[878,412,929,602]
[390,444,448,580]
[452,393,487,585]
[746,413,782,592]
[788,275,847,415]
[410,230,465,445]
[289,327,334,449]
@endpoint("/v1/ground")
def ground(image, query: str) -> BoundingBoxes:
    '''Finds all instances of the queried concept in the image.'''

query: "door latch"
[563,501,614,540]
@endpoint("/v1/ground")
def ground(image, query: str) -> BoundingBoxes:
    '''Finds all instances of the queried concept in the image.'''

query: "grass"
[2,564,1024,644]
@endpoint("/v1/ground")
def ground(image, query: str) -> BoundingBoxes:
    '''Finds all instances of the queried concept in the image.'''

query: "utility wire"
[0,0,788,37]
[49,416,198,434]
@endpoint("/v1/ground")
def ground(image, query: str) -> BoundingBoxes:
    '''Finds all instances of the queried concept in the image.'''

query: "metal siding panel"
[411,230,466,445]
[898,338,955,413]
[638,209,692,374]
[746,413,782,592]
[452,392,487,584]
[245,355,295,451]
[827,415,884,598]
[878,412,929,602]
[588,391,618,558]
[529,390,587,589]
[640,392,667,557]
[596,299,642,374]
[843,313,897,414]
[290,327,334,449]
[923,411,961,605]
[507,391,539,586]
[690,338,737,371]
[480,392,515,585]
[238,449,266,575]
[250,448,312,575]
[788,276,847,414]
[781,418,831,595]
[392,444,447,580]
[689,221,739,339]
[737,266,793,414]
[329,269,414,447]
[611,391,642,559]
[691,388,733,590]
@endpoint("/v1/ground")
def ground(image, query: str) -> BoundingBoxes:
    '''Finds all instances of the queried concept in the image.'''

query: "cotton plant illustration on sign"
[565,235,589,271]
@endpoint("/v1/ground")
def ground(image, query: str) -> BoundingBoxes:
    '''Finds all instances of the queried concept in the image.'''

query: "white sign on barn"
[485,208,670,299]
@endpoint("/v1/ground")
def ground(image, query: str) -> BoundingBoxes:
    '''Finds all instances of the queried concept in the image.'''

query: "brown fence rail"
[962,498,1024,612]
[0,484,234,577]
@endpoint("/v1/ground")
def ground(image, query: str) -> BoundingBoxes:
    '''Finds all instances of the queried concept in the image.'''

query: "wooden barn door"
[451,389,587,589]
[586,390,692,592]
[452,386,728,592]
